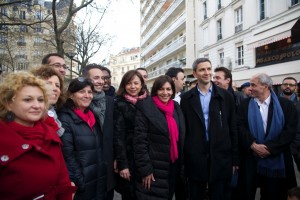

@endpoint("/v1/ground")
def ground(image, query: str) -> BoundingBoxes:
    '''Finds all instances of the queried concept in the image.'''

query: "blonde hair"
[0,71,49,119]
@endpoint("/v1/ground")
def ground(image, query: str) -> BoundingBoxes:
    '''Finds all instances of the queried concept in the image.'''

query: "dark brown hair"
[116,70,147,96]
[151,75,175,99]
[41,53,64,64]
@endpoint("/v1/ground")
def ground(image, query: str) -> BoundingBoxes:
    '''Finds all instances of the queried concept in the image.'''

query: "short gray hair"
[253,73,273,89]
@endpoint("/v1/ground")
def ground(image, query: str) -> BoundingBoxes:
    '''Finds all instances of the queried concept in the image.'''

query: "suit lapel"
[190,88,206,128]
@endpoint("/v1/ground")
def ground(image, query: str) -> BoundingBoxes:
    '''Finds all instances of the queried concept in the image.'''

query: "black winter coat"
[58,108,106,200]
[180,83,239,182]
[113,96,138,198]
[237,97,297,200]
[134,96,185,200]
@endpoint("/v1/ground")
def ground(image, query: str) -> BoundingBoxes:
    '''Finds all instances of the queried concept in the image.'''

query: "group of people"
[0,54,299,200]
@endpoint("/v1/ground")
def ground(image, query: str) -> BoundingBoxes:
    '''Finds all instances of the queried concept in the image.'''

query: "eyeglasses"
[282,83,296,87]
[50,63,69,70]
[142,75,148,79]
[102,76,111,81]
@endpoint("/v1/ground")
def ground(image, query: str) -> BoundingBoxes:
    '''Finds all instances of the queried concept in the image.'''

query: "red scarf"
[9,121,45,145]
[152,96,179,163]
[44,116,60,132]
[124,91,147,105]
[73,108,96,131]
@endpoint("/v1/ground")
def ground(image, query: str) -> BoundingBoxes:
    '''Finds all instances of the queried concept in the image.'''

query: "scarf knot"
[248,90,285,177]
[152,96,179,163]
[124,91,147,105]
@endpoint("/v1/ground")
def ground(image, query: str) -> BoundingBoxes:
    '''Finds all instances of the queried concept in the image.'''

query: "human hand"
[142,173,155,190]
[120,168,131,181]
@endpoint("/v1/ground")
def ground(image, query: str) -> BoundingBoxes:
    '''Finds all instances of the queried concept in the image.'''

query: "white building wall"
[192,0,300,86]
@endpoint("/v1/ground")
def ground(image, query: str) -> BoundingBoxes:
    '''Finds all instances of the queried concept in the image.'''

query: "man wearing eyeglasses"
[280,77,300,172]
[101,67,116,97]
[42,53,68,78]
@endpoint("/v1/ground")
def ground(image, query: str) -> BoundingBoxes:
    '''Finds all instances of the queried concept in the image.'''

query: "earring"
[5,111,15,122]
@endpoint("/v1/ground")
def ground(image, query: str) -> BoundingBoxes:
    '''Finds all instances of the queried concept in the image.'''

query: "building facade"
[141,0,300,87]
[109,47,141,89]
[0,0,75,77]
[194,0,300,85]
[140,0,188,88]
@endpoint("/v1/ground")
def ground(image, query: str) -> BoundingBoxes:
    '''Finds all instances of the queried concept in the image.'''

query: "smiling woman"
[58,77,107,200]
[0,71,76,200]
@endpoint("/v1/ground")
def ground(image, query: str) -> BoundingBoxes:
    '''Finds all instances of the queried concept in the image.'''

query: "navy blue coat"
[58,108,106,200]
[180,82,239,182]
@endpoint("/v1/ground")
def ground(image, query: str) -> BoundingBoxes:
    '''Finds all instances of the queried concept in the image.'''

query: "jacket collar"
[136,96,169,136]
[0,121,61,166]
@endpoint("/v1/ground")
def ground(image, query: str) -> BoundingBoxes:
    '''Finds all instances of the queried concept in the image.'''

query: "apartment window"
[219,52,224,66]
[204,54,209,59]
[0,24,8,31]
[217,19,222,40]
[236,45,244,66]
[35,11,42,20]
[203,1,207,19]
[217,0,222,10]
[259,0,266,20]
[203,27,208,47]
[17,36,26,46]
[0,35,7,44]
[19,25,28,32]
[34,36,43,45]
[292,0,299,5]
[34,24,42,33]
[19,10,26,20]
[235,7,243,33]
[0,8,7,18]
[0,48,7,55]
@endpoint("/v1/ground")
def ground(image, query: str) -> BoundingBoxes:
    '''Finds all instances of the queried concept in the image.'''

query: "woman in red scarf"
[58,77,107,200]
[113,70,148,200]
[133,75,185,200]
[0,72,76,200]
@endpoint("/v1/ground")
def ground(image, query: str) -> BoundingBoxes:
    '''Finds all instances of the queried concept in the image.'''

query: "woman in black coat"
[58,77,106,200]
[134,75,185,200]
[113,70,148,200]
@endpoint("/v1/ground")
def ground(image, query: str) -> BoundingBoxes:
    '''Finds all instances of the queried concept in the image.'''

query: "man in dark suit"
[83,64,116,200]
[237,73,297,200]
[180,58,239,200]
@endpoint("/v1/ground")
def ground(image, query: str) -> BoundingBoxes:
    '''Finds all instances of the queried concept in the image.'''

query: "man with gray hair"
[237,73,297,200]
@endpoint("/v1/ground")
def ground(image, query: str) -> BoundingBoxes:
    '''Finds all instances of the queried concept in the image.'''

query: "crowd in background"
[0,53,300,200]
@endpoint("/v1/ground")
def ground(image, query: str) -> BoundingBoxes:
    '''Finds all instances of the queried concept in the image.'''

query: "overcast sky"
[75,0,140,63]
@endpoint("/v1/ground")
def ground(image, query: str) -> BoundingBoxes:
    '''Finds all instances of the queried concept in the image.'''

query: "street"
[112,162,300,200]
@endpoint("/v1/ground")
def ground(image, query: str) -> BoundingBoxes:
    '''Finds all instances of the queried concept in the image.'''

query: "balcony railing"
[141,1,184,45]
[142,35,186,68]
[148,61,182,79]
[141,0,183,35]
[141,13,185,56]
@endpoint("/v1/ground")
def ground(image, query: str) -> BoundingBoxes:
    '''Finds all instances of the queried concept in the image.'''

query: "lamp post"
[66,52,76,80]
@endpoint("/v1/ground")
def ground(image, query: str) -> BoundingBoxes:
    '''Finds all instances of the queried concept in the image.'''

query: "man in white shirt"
[165,67,185,104]
[237,73,297,200]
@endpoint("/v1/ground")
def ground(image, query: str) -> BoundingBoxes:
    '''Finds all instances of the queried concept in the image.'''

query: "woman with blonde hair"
[0,71,76,200]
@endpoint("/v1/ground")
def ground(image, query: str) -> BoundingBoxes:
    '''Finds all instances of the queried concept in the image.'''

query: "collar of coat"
[135,96,180,136]
[0,120,62,166]
[182,81,226,100]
